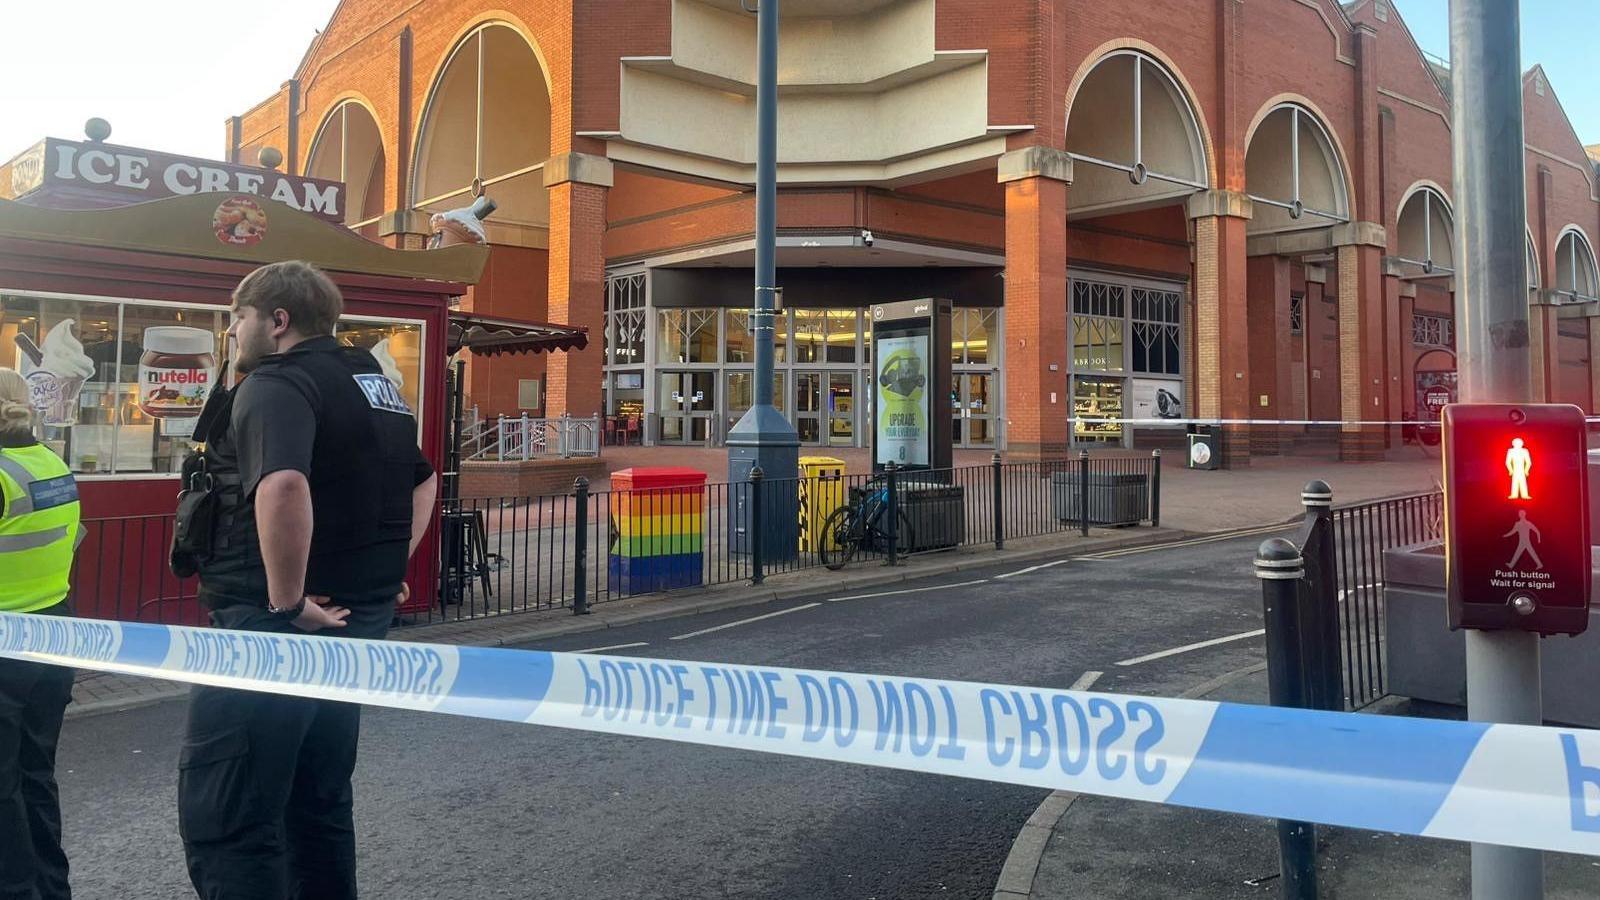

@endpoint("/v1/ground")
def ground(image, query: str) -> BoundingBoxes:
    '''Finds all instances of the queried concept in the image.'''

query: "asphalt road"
[55,525,1291,899]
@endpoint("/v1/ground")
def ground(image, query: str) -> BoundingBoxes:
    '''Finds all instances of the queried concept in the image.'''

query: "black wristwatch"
[267,597,306,618]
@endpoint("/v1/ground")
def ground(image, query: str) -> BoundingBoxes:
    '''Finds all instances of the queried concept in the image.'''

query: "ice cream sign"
[138,327,217,420]
[14,320,96,426]
[4,138,345,223]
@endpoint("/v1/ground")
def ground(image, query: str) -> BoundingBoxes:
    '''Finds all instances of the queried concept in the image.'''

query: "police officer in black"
[177,261,437,899]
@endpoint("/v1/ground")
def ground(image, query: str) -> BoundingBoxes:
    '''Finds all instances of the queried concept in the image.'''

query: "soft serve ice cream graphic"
[370,338,405,391]
[14,320,96,425]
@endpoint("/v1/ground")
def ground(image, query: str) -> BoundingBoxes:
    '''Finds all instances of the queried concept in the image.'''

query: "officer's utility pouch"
[171,451,217,578]
[170,364,231,579]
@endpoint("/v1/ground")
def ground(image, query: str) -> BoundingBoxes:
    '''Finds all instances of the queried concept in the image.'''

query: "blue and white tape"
[3,610,1598,856]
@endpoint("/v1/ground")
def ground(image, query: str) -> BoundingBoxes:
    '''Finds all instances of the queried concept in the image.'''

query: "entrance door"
[794,371,823,444]
[658,371,717,443]
[953,372,996,447]
[826,372,855,447]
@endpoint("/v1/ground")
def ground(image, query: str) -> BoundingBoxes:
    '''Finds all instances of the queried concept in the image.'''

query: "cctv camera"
[861,229,874,247]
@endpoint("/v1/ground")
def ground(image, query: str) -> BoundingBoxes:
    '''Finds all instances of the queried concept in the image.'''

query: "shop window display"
[1,291,424,476]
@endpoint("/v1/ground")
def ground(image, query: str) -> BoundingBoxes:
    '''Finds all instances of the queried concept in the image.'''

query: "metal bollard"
[992,451,1005,550]
[1256,537,1317,899]
[1297,480,1341,712]
[750,466,765,585]
[573,477,591,615]
[1078,450,1091,537]
[885,461,900,566]
[1150,449,1162,528]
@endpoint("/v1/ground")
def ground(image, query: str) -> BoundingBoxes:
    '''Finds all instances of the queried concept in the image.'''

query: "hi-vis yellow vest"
[0,443,82,613]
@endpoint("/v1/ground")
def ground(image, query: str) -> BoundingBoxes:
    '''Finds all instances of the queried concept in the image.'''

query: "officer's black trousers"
[179,602,391,900]
[0,605,74,900]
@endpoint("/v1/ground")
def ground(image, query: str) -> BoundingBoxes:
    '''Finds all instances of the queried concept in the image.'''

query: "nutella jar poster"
[14,319,96,426]
[138,326,217,437]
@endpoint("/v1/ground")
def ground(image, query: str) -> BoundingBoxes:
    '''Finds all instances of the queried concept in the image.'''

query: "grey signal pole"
[1449,1,1543,897]
[727,0,799,540]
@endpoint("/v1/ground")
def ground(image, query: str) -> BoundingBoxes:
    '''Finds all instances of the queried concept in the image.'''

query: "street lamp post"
[728,0,799,555]
[1449,1,1544,897]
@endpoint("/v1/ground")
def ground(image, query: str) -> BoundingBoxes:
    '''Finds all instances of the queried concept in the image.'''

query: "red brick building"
[232,0,1600,464]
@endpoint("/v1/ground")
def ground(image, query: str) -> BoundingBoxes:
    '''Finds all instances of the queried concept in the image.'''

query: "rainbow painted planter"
[608,467,707,593]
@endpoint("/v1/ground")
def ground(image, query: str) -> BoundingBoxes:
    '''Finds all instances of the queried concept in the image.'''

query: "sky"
[0,0,1594,167]
[1390,0,1598,146]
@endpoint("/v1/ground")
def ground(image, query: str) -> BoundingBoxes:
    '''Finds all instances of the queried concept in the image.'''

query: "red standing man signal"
[1505,437,1531,500]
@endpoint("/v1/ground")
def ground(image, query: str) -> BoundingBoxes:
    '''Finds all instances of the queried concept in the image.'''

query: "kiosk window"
[2,291,423,476]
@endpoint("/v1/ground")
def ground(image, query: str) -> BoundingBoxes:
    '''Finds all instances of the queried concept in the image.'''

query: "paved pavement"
[54,527,1289,898]
[1003,669,1600,899]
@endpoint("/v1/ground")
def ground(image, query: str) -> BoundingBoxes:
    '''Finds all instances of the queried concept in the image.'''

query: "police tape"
[3,610,1599,856]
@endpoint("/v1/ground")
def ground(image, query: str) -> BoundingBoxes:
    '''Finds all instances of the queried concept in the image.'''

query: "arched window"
[1245,104,1350,234]
[413,23,552,237]
[1555,227,1599,304]
[1064,50,1208,215]
[1394,186,1454,276]
[305,101,386,236]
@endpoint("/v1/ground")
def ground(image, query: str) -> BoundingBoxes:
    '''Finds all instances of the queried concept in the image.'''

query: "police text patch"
[353,374,413,416]
[29,474,79,511]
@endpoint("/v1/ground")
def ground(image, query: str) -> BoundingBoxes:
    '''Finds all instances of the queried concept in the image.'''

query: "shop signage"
[5,138,345,223]
[1130,379,1184,425]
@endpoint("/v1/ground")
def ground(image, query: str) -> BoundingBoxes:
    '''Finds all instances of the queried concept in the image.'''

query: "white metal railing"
[466,414,601,461]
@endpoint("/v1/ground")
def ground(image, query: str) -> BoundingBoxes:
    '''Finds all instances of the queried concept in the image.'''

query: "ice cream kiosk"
[0,140,490,624]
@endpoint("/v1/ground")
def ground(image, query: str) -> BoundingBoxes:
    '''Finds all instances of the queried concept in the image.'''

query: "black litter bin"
[898,481,966,551]
[1050,471,1149,526]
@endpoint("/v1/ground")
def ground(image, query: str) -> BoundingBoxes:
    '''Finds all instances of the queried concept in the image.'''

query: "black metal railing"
[1328,490,1444,708]
[429,453,1160,623]
[63,454,1161,628]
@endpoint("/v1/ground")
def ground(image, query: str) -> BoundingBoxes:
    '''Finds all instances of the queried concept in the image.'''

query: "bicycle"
[817,476,915,570]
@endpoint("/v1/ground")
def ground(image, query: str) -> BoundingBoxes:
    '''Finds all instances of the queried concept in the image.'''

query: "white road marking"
[668,603,821,640]
[574,641,649,654]
[825,579,989,602]
[1114,629,1266,667]
[995,559,1073,580]
[1068,670,1104,691]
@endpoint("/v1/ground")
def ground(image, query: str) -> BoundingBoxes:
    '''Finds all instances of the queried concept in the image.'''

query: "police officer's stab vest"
[198,338,420,604]
[0,442,82,613]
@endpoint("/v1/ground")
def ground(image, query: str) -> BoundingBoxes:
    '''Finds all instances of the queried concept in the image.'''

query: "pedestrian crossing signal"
[1443,404,1591,635]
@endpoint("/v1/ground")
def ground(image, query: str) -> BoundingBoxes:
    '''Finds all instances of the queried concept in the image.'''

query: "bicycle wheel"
[819,505,859,570]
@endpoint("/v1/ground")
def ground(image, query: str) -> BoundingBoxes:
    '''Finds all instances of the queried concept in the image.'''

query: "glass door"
[658,371,717,443]
[725,370,785,437]
[826,372,855,447]
[794,371,823,444]
[954,372,996,448]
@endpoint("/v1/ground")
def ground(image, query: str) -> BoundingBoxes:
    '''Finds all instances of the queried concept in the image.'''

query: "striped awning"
[447,313,588,357]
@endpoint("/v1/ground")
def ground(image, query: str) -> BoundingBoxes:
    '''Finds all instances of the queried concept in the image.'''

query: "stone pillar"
[998,147,1072,460]
[1245,254,1291,455]
[1189,191,1254,467]
[1335,221,1390,461]
[1528,293,1560,402]
[1397,281,1417,427]
[1381,258,1407,447]
[545,151,612,418]
[1588,316,1600,412]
